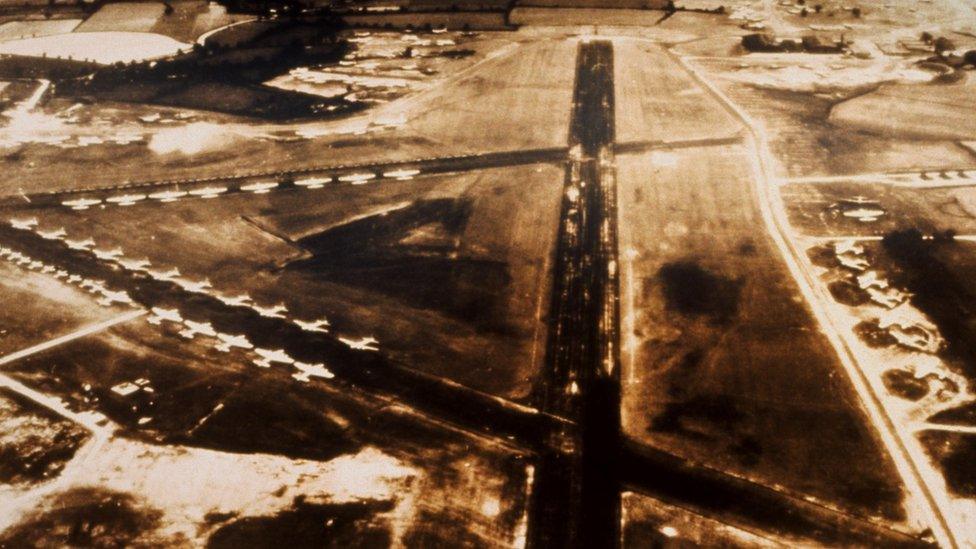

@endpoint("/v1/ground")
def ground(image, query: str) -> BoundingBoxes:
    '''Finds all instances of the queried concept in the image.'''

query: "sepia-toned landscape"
[0,0,975,546]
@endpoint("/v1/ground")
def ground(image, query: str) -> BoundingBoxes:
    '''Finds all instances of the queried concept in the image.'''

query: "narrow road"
[0,309,145,367]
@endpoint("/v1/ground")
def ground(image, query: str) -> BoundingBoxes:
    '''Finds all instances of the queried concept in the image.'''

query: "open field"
[27,163,563,401]
[398,35,576,153]
[621,491,785,548]
[692,57,974,178]
[0,31,188,64]
[343,11,510,30]
[831,79,976,141]
[353,0,511,8]
[780,181,976,238]
[510,8,670,27]
[613,39,740,145]
[617,146,911,524]
[0,261,122,356]
[515,0,665,8]
[74,2,165,33]
[0,19,80,41]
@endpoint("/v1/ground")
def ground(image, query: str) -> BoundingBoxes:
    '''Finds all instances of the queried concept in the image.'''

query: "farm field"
[396,35,576,153]
[616,146,912,525]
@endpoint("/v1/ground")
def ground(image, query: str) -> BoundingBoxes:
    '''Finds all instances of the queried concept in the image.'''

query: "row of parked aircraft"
[58,168,424,210]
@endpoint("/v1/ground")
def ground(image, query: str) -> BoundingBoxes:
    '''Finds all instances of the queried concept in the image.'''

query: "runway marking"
[0,308,146,367]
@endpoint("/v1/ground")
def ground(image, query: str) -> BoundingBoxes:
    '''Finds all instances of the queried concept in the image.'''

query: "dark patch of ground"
[827,278,869,306]
[881,369,929,402]
[929,401,976,427]
[854,320,898,348]
[402,509,496,548]
[206,499,393,549]
[807,244,839,269]
[183,378,360,461]
[917,431,976,498]
[6,336,359,462]
[0,487,180,547]
[0,389,89,486]
[645,343,906,521]
[881,229,976,380]
[290,198,514,334]
[656,261,742,324]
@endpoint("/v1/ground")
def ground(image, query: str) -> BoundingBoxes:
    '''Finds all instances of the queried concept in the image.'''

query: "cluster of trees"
[741,32,844,54]
[795,0,862,18]
[214,0,318,16]
[662,1,727,15]
[918,31,976,81]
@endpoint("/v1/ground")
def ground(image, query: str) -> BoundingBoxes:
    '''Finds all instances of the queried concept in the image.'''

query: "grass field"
[617,146,911,524]
[613,39,740,145]
[830,79,976,141]
[621,491,785,547]
[781,181,976,238]
[75,2,165,33]
[695,59,975,178]
[399,36,576,153]
[0,261,121,357]
[0,19,81,41]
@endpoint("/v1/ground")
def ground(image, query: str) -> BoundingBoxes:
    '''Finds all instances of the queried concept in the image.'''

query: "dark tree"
[934,36,956,54]
[964,50,976,67]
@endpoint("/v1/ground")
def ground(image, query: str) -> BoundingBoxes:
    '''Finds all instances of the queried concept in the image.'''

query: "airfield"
[1,0,976,547]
